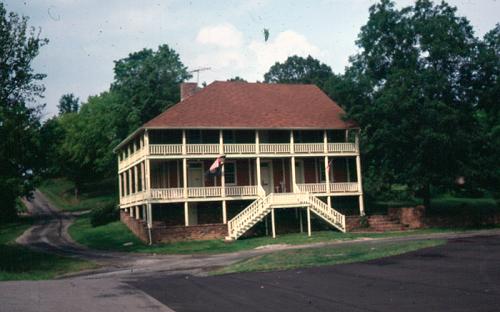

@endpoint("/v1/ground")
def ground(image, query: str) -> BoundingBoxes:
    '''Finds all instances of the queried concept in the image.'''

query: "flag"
[205,156,225,177]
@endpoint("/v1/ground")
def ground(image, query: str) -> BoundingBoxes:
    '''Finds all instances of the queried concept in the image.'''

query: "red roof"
[144,81,356,129]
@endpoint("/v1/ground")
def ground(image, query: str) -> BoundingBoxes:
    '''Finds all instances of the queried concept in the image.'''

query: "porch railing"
[294,143,324,153]
[224,144,256,154]
[225,185,258,196]
[296,183,327,193]
[149,144,182,155]
[259,143,290,153]
[186,144,219,154]
[330,182,359,192]
[327,142,357,153]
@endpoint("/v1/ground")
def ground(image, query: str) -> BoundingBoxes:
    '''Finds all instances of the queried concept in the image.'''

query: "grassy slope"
[70,214,466,255]
[39,178,116,212]
[214,239,446,274]
[0,217,97,281]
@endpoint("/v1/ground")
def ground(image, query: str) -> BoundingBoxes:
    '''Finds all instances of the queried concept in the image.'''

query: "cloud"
[196,23,243,48]
[248,30,321,76]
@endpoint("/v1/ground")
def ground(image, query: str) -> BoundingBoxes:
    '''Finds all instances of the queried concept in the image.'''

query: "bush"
[90,203,118,227]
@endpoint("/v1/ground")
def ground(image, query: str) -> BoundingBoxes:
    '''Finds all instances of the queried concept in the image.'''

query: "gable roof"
[143,81,357,130]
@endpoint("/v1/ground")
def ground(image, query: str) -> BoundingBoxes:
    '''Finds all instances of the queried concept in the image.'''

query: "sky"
[4,0,500,118]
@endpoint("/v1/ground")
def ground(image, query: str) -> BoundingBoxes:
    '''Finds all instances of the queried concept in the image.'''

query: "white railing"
[187,186,221,197]
[296,183,327,193]
[259,143,290,153]
[327,142,357,153]
[149,144,182,155]
[227,196,269,239]
[305,193,346,231]
[186,144,220,154]
[119,146,147,169]
[330,182,359,192]
[294,143,324,153]
[120,190,147,205]
[224,143,256,154]
[225,185,258,196]
[150,188,184,200]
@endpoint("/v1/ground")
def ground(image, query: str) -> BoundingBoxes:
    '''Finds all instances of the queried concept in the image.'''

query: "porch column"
[307,207,312,237]
[255,130,262,193]
[135,206,140,220]
[130,205,134,217]
[128,169,133,195]
[290,130,294,154]
[323,129,328,153]
[291,156,296,191]
[182,158,188,198]
[134,165,139,194]
[222,200,227,224]
[220,133,226,198]
[184,201,189,226]
[146,203,152,228]
[144,129,150,155]
[182,130,187,155]
[141,161,146,191]
[355,131,365,216]
[324,156,331,198]
[271,208,276,238]
[142,205,146,221]
[118,173,123,199]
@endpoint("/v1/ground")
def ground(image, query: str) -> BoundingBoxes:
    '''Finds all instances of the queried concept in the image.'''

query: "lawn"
[69,213,469,255]
[0,217,97,281]
[39,178,116,212]
[213,239,446,275]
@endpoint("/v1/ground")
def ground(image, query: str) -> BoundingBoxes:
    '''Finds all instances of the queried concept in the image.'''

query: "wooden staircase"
[226,190,346,240]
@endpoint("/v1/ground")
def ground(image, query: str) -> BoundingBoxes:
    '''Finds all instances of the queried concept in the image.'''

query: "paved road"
[131,235,500,312]
[3,190,500,312]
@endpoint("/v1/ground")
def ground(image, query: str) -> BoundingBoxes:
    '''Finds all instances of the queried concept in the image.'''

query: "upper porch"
[118,129,360,170]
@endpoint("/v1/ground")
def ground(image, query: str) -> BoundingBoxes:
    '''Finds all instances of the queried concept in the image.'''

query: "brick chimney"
[180,83,199,101]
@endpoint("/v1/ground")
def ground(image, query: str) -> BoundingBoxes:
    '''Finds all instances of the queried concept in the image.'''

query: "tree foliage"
[264,55,334,91]
[0,4,47,221]
[329,0,485,206]
[57,93,79,115]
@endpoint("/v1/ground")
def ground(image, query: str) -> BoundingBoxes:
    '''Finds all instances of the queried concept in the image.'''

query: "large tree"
[331,0,480,207]
[111,45,191,138]
[57,93,79,115]
[264,55,334,91]
[0,4,47,221]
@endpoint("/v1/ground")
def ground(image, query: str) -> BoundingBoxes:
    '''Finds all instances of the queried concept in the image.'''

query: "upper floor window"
[224,162,236,185]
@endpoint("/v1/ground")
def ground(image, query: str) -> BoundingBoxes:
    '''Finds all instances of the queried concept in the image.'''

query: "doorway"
[260,160,274,194]
[188,162,203,187]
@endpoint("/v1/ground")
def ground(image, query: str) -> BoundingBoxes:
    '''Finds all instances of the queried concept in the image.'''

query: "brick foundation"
[120,212,227,244]
[388,206,426,229]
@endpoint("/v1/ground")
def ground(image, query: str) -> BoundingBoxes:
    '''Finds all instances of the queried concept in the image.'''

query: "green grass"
[39,178,116,212]
[213,239,446,275]
[0,217,97,281]
[69,214,469,255]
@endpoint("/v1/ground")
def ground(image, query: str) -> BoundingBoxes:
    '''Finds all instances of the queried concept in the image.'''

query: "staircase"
[367,215,407,232]
[226,190,346,240]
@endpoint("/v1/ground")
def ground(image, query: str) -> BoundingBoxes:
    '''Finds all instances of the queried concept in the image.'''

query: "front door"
[188,163,203,187]
[260,161,273,194]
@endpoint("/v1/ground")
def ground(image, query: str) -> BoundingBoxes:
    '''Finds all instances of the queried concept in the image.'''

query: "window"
[224,162,236,185]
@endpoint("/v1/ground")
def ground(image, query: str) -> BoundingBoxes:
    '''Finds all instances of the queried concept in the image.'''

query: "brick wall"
[388,206,426,229]
[152,223,228,244]
[120,212,149,243]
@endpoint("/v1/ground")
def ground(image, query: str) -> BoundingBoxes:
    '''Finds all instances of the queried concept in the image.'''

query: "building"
[114,81,364,244]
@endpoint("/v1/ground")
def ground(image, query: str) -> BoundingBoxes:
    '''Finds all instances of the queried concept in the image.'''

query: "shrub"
[90,203,118,227]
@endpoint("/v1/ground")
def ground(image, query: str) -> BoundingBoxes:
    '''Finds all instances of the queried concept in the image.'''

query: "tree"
[264,55,334,91]
[57,93,79,115]
[227,76,247,82]
[0,4,47,221]
[330,0,480,207]
[111,45,191,138]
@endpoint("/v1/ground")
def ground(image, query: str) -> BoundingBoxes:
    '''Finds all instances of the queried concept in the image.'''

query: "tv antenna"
[188,67,211,84]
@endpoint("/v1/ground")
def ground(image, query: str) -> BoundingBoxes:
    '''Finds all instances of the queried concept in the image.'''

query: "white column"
[183,158,188,198]
[129,205,134,217]
[182,130,187,155]
[221,159,225,198]
[271,209,276,238]
[141,161,146,191]
[118,173,123,199]
[256,158,261,192]
[135,206,140,220]
[146,203,152,228]
[307,207,312,237]
[134,165,139,194]
[291,156,296,192]
[324,156,330,195]
[219,130,224,154]
[145,159,151,196]
[290,130,294,154]
[144,129,150,155]
[184,201,189,226]
[222,200,227,224]
[128,169,133,195]
[323,129,328,153]
[142,205,146,221]
[355,131,365,216]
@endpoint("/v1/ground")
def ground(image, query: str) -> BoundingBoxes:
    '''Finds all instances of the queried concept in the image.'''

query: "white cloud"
[196,23,243,48]
[248,30,321,76]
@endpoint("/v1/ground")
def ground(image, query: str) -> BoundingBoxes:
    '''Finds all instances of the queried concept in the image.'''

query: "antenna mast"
[188,67,211,84]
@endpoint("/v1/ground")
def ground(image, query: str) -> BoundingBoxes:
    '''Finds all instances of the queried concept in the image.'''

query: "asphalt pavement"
[131,235,500,312]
